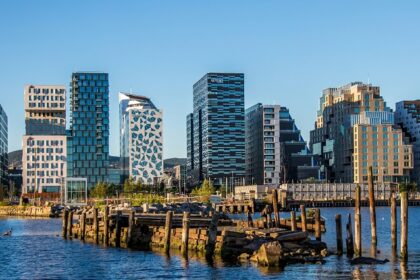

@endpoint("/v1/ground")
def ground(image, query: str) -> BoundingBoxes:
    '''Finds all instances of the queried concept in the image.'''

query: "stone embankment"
[0,206,56,217]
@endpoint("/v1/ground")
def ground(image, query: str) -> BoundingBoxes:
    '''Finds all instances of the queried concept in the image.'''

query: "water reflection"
[2,207,420,279]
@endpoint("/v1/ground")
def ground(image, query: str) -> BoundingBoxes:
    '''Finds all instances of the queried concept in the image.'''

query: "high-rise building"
[245,104,319,185]
[22,85,67,194]
[186,113,194,180]
[310,82,413,183]
[67,72,109,189]
[0,105,7,190]
[119,92,163,184]
[395,100,420,185]
[187,73,245,186]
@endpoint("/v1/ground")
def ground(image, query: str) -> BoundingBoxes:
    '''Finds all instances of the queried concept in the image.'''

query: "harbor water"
[1,207,420,279]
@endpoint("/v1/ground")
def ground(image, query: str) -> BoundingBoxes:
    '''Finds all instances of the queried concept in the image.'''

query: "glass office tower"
[187,73,245,186]
[67,72,109,189]
[0,105,7,189]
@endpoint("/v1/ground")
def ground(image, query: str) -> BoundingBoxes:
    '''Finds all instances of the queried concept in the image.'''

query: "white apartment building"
[22,85,67,194]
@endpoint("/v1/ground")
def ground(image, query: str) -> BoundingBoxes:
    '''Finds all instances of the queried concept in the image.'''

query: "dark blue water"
[1,207,420,279]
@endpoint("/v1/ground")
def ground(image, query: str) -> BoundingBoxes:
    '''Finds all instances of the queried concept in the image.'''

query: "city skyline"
[1,1,420,158]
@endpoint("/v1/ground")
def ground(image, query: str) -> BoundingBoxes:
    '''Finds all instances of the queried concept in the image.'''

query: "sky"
[1,0,420,158]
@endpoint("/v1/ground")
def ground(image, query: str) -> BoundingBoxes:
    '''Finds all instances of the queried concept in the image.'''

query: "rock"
[320,249,328,257]
[253,241,283,267]
[350,257,389,265]
[276,231,308,242]
[238,253,251,262]
[282,242,304,251]
[300,240,327,253]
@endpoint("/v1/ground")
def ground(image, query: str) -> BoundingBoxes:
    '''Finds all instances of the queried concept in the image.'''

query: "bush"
[131,193,165,206]
[190,179,215,202]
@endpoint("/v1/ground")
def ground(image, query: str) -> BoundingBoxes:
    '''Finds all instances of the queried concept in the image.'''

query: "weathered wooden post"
[104,206,109,245]
[346,213,354,257]
[164,211,173,253]
[272,189,280,227]
[354,184,362,257]
[81,210,86,241]
[67,210,73,237]
[267,209,273,229]
[368,166,377,256]
[315,208,321,241]
[400,191,408,261]
[205,211,219,260]
[247,208,253,227]
[62,208,68,238]
[251,198,256,213]
[335,214,343,256]
[391,191,397,255]
[300,205,307,232]
[127,210,135,247]
[181,211,190,257]
[115,210,122,248]
[93,208,99,244]
[290,211,297,231]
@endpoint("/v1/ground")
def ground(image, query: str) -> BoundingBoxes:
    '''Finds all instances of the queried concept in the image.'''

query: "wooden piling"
[81,210,86,241]
[346,213,354,257]
[104,206,110,245]
[368,166,377,255]
[205,211,219,260]
[247,208,253,227]
[272,189,280,227]
[300,205,307,232]
[290,211,297,231]
[335,214,343,256]
[354,184,362,257]
[314,208,321,241]
[67,210,73,237]
[115,210,122,248]
[93,208,99,244]
[267,210,272,229]
[391,191,397,255]
[127,210,135,247]
[400,191,408,261]
[181,211,190,257]
[251,198,256,213]
[62,208,68,238]
[164,211,173,253]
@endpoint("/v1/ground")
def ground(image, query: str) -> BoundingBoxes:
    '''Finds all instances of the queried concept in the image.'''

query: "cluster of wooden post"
[62,206,216,259]
[333,166,409,261]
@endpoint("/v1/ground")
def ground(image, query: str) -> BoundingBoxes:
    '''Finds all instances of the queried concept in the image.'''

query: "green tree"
[90,182,110,198]
[191,179,215,196]
[399,181,418,193]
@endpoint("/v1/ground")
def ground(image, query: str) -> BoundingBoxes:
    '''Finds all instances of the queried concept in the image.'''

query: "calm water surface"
[1,207,420,279]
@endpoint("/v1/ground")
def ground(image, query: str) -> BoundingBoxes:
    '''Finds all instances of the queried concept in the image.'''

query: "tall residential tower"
[395,100,420,185]
[119,93,163,184]
[22,85,67,194]
[0,105,7,191]
[67,72,109,188]
[310,82,413,184]
[245,104,319,185]
[186,73,245,186]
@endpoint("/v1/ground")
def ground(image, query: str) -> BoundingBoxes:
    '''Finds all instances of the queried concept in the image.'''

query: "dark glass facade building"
[0,105,7,188]
[187,73,245,186]
[67,72,109,188]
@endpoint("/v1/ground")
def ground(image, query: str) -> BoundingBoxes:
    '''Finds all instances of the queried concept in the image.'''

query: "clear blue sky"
[1,1,419,158]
